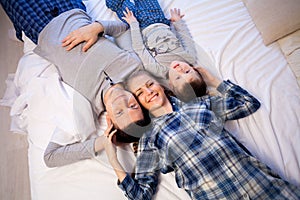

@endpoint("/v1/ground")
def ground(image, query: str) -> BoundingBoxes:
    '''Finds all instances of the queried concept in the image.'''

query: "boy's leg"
[105,0,135,26]
[133,0,170,28]
[106,0,170,28]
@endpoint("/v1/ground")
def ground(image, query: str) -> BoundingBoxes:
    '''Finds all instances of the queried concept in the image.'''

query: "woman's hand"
[170,8,185,22]
[122,7,137,24]
[195,67,222,88]
[61,22,104,52]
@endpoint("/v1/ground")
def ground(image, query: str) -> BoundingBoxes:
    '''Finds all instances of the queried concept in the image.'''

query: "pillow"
[242,0,300,45]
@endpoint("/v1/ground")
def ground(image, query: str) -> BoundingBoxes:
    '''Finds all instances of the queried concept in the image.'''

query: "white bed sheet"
[1,0,300,199]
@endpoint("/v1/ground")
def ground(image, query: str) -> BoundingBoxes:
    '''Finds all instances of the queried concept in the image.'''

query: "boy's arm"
[171,19,198,65]
[122,8,169,78]
[130,21,169,78]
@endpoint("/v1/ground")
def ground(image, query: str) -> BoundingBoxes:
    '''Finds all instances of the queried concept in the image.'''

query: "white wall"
[0,6,31,200]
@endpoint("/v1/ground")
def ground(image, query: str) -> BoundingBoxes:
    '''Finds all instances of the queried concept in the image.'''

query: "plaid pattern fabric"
[0,0,86,44]
[105,0,170,28]
[119,81,300,199]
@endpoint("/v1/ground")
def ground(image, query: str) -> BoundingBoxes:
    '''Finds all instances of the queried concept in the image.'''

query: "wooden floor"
[0,7,31,200]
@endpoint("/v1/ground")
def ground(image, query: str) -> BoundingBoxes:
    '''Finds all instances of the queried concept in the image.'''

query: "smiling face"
[127,72,170,116]
[168,61,201,88]
[168,61,206,102]
[104,84,144,131]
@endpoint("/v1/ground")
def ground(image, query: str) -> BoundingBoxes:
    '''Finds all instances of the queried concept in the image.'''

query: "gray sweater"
[129,20,198,79]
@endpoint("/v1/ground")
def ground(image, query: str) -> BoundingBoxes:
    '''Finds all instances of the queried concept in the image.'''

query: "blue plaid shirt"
[0,0,86,44]
[106,0,170,28]
[119,81,300,199]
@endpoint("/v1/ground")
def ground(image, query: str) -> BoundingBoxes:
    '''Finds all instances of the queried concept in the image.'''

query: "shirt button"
[50,7,59,17]
[242,193,249,200]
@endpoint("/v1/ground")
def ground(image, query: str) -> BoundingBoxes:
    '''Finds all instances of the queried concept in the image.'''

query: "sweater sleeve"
[130,21,169,79]
[44,138,97,168]
[97,20,128,37]
[171,19,197,65]
[118,138,160,200]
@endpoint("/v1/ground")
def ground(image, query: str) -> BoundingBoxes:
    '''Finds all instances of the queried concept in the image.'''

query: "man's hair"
[115,110,151,143]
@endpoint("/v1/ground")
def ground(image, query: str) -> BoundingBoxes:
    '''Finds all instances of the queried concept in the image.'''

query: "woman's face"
[168,61,201,89]
[127,73,168,112]
[104,85,144,131]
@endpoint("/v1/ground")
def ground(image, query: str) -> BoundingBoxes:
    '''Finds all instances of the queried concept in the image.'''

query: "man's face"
[104,85,144,131]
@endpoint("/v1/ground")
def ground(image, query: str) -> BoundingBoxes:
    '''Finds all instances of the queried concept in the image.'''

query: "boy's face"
[168,61,202,100]
[104,85,144,131]
[168,61,201,87]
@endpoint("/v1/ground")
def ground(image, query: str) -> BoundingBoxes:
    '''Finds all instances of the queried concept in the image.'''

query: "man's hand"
[170,8,185,22]
[122,7,137,24]
[62,22,104,52]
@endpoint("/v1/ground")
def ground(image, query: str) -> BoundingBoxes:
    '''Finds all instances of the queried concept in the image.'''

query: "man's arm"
[61,20,127,52]
[44,135,105,167]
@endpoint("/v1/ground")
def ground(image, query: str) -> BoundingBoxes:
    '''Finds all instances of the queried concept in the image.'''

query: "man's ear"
[105,112,112,127]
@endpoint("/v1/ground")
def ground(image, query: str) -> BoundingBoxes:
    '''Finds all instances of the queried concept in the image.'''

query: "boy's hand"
[170,8,185,22]
[62,22,104,52]
[122,7,137,24]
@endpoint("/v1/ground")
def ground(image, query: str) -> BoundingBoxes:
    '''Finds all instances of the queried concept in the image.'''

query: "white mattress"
[1,0,299,199]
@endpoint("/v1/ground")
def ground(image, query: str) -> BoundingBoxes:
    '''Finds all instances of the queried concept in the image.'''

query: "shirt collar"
[169,96,182,112]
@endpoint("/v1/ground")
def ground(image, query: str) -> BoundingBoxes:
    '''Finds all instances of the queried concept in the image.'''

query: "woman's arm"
[104,127,159,200]
[44,135,105,168]
[196,67,261,121]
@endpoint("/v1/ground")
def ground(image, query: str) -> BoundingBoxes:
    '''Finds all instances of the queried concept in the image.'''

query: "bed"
[1,0,300,199]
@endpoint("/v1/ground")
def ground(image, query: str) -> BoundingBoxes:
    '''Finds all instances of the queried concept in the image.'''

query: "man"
[0,0,146,166]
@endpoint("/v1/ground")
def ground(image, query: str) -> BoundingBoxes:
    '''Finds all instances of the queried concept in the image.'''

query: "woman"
[104,70,300,199]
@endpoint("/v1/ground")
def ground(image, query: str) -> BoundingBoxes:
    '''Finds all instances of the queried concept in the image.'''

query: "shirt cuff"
[130,21,140,31]
[87,138,98,157]
[118,173,135,194]
[216,80,235,94]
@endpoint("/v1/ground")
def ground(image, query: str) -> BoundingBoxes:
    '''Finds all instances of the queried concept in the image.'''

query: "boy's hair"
[169,68,208,102]
[189,68,207,97]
